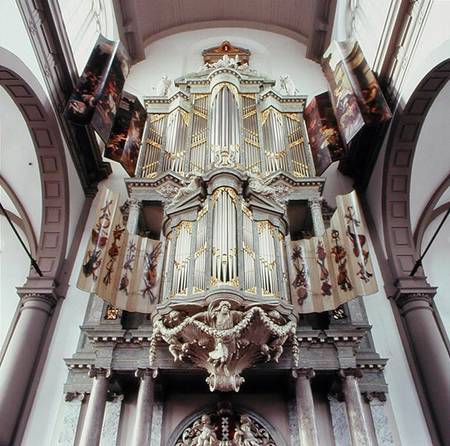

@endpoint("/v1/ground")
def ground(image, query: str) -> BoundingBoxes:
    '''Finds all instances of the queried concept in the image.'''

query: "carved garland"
[150,303,298,392]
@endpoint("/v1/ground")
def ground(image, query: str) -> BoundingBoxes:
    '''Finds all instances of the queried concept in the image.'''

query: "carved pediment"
[202,41,251,65]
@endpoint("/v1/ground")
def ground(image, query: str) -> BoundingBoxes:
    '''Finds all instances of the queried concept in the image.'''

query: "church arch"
[0,47,69,281]
[167,404,288,446]
[382,58,450,280]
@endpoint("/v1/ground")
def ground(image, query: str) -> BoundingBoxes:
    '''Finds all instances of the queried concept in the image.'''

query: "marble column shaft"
[365,393,394,446]
[78,368,110,446]
[294,369,319,446]
[127,199,142,235]
[0,293,56,446]
[57,393,85,446]
[396,293,450,443]
[340,369,372,446]
[308,197,325,236]
[131,368,156,446]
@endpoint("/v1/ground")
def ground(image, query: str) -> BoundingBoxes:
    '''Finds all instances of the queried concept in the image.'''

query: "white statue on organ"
[278,74,299,95]
[154,75,172,96]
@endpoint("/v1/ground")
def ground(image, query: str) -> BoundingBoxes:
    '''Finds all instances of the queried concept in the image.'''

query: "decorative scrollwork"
[175,405,276,445]
[151,299,297,392]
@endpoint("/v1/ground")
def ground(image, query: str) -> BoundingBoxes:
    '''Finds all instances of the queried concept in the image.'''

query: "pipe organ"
[120,63,378,390]
[140,73,311,178]
[67,48,389,446]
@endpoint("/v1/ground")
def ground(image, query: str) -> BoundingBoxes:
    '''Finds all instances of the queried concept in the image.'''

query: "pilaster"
[364,392,395,446]
[100,393,124,446]
[57,392,85,446]
[308,197,325,236]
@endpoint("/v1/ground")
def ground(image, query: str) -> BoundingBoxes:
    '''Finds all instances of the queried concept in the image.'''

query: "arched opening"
[168,403,287,446]
[0,47,69,282]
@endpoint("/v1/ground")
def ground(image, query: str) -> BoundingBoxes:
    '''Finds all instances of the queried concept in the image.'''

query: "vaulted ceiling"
[113,0,336,63]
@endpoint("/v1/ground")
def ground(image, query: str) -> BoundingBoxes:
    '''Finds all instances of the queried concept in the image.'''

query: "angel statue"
[171,172,203,204]
[233,415,261,446]
[192,301,244,371]
[191,415,218,446]
[278,74,299,96]
[154,75,172,96]
[245,169,289,208]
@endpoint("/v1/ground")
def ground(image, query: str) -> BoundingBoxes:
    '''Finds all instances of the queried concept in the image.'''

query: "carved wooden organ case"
[123,66,328,392]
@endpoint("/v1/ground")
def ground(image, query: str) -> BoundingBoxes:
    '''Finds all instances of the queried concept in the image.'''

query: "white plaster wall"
[125,27,327,101]
[366,2,450,257]
[58,0,118,73]
[0,217,29,346]
[422,217,450,335]
[400,1,450,107]
[21,163,127,446]
[363,238,433,446]
[409,80,450,231]
[332,0,391,68]
[0,0,48,96]
[0,87,42,239]
[0,86,42,348]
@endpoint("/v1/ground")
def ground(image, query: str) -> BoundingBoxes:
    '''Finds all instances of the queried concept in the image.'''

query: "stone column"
[293,368,319,446]
[339,369,373,446]
[99,394,124,446]
[78,368,110,446]
[308,197,325,236]
[126,199,142,234]
[365,392,394,446]
[131,368,157,446]
[0,291,57,445]
[395,290,450,443]
[57,393,85,446]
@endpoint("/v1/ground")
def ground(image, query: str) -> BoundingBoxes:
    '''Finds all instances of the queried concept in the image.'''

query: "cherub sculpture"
[278,74,299,96]
[233,415,260,446]
[191,415,218,446]
[245,170,287,207]
[171,173,203,204]
[154,75,172,96]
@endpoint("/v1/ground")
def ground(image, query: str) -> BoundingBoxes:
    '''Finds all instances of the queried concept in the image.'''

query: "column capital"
[106,393,124,403]
[338,367,363,380]
[363,391,387,404]
[308,197,323,208]
[127,198,143,210]
[394,287,436,315]
[135,367,158,379]
[16,286,58,310]
[88,366,111,379]
[327,392,346,403]
[292,367,315,380]
[65,392,86,402]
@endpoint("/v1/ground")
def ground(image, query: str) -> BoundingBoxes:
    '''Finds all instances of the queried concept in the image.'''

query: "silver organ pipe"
[257,221,278,296]
[242,94,260,172]
[242,203,256,293]
[263,108,289,174]
[163,108,188,174]
[278,233,290,299]
[142,72,318,308]
[285,113,310,177]
[211,187,238,287]
[193,206,208,293]
[190,94,208,173]
[210,84,240,167]
[172,221,192,295]
[142,114,166,178]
